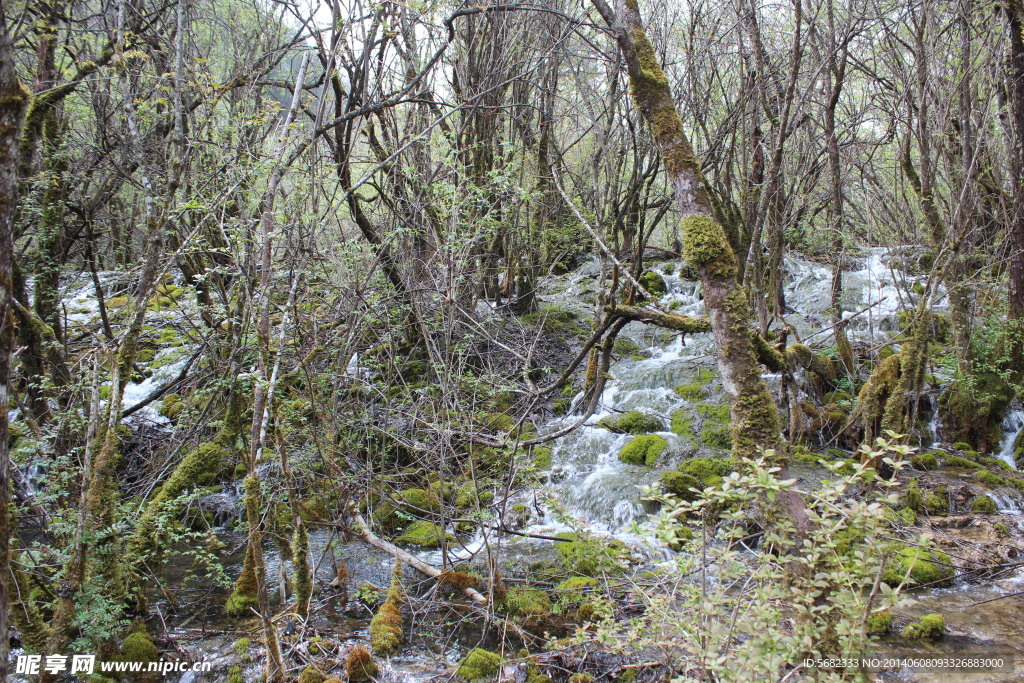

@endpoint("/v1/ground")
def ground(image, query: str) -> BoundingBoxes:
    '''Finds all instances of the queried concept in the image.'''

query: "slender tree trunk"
[1007,0,1024,374]
[0,10,31,680]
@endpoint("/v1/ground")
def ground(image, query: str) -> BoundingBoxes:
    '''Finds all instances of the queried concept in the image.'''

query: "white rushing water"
[524,249,945,542]
[997,409,1024,470]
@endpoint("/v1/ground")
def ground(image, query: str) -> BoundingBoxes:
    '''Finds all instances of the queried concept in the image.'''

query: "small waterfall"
[997,409,1024,470]
[926,395,942,448]
[22,464,46,497]
[990,491,1023,515]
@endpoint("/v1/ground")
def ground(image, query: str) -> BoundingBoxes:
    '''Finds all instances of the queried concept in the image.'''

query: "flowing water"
[16,253,1024,680]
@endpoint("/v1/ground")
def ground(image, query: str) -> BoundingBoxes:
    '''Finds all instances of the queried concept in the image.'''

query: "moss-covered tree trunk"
[591,0,782,463]
[0,10,31,679]
[1007,0,1024,377]
[590,0,805,530]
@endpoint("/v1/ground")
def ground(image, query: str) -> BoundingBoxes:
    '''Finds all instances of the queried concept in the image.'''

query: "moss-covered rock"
[923,487,949,514]
[970,495,996,512]
[700,423,732,449]
[911,452,937,470]
[883,546,954,587]
[344,645,378,681]
[975,470,1007,488]
[158,393,184,420]
[555,533,626,575]
[902,613,944,638]
[395,521,452,547]
[670,408,694,438]
[398,487,440,512]
[660,471,701,500]
[943,455,981,469]
[457,648,502,680]
[370,564,404,656]
[298,665,326,683]
[866,608,892,635]
[504,587,552,618]
[532,446,553,470]
[673,383,705,401]
[119,632,159,664]
[638,270,667,296]
[598,410,663,434]
[678,457,732,487]
[455,483,494,509]
[618,434,668,466]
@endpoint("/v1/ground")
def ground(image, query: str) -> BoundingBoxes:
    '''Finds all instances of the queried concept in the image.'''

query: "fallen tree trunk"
[349,508,488,605]
[606,305,711,334]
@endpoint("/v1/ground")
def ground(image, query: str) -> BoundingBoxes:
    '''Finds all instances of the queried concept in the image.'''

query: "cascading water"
[526,249,928,539]
[997,409,1024,471]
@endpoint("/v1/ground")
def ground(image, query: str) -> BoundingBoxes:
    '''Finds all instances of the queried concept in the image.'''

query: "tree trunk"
[0,10,31,679]
[1007,0,1024,375]
[590,0,783,466]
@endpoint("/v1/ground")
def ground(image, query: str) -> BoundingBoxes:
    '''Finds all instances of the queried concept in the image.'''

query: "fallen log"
[349,507,488,605]
[606,304,711,334]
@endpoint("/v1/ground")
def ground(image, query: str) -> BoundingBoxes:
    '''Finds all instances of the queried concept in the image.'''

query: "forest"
[1,0,1024,680]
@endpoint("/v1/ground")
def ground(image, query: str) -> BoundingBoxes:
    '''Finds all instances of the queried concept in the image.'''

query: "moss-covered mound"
[503,587,552,618]
[344,645,378,681]
[639,270,667,295]
[661,472,701,500]
[457,648,502,680]
[597,409,664,434]
[395,521,452,547]
[882,546,954,587]
[618,434,668,466]
[555,533,626,575]
[902,613,944,638]
[670,408,694,437]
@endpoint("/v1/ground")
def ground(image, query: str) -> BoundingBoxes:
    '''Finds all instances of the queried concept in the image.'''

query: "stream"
[14,250,1024,681]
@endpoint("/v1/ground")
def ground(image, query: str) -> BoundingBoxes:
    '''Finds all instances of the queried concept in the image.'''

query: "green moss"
[557,576,599,590]
[673,383,706,400]
[696,402,730,423]
[598,409,663,434]
[555,533,626,575]
[866,608,892,635]
[638,270,667,295]
[395,521,452,547]
[700,423,732,450]
[398,488,440,512]
[107,295,129,308]
[681,215,732,269]
[911,452,937,470]
[970,495,996,512]
[902,613,944,638]
[533,446,553,470]
[661,472,701,500]
[943,455,981,469]
[158,393,184,420]
[678,457,732,487]
[618,434,668,466]
[670,408,694,437]
[975,470,1007,488]
[370,564,404,656]
[298,665,326,683]
[883,546,954,587]
[344,646,378,681]
[455,483,494,508]
[902,480,924,512]
[119,632,159,663]
[924,488,948,514]
[504,587,552,618]
[457,648,502,680]
[569,675,595,683]
[226,665,244,683]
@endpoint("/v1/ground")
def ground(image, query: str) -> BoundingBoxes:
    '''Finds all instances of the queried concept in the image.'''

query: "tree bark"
[1007,0,1024,375]
[0,8,31,678]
